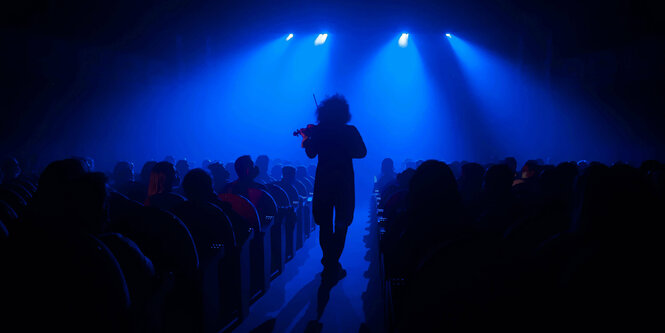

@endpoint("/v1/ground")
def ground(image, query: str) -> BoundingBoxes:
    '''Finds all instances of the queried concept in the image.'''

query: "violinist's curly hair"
[316,94,351,125]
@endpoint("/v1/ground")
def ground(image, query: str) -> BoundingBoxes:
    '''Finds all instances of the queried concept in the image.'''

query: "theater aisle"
[232,200,380,333]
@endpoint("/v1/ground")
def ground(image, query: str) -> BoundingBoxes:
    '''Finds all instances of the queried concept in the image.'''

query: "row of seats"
[371,158,665,331]
[0,169,317,333]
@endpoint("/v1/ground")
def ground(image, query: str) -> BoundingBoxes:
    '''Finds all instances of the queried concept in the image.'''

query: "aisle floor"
[231,201,382,333]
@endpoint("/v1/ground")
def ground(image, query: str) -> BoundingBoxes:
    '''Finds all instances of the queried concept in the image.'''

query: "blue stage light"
[398,33,409,47]
[314,34,328,46]
[286,33,293,41]
[445,33,452,38]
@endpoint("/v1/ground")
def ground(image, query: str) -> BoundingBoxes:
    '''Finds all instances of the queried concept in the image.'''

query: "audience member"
[145,161,185,212]
[255,155,274,184]
[207,162,230,194]
[375,158,396,192]
[223,155,266,198]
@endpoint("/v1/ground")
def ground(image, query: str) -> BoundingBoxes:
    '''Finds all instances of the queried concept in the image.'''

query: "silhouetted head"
[296,166,308,179]
[112,161,134,184]
[234,155,259,180]
[175,160,190,180]
[208,162,229,182]
[147,161,177,197]
[381,158,395,175]
[521,160,539,179]
[1,156,21,183]
[270,165,282,180]
[504,157,517,175]
[139,161,157,184]
[460,163,485,184]
[484,164,514,194]
[163,155,176,164]
[72,156,94,172]
[68,172,110,234]
[282,166,296,183]
[256,155,270,176]
[201,159,212,170]
[38,159,87,197]
[225,162,238,181]
[32,159,88,227]
[182,168,214,201]
[408,160,460,227]
[316,94,350,125]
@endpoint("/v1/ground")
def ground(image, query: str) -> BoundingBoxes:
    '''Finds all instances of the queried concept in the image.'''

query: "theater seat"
[266,183,299,261]
[218,193,271,302]
[0,187,27,218]
[264,184,290,277]
[0,200,18,232]
[107,192,200,331]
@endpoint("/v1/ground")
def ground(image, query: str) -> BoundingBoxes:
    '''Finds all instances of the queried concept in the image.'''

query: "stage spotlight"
[314,34,328,46]
[286,33,293,41]
[445,33,452,38]
[398,33,409,47]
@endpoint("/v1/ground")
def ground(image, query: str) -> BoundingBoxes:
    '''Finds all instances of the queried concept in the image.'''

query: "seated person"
[207,162,230,194]
[375,158,397,192]
[125,161,156,203]
[111,161,135,196]
[144,161,185,212]
[223,155,266,198]
[275,166,302,199]
[255,155,275,184]
[270,165,283,182]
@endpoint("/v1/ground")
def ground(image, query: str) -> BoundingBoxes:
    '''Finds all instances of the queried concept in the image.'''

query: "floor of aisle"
[231,200,383,333]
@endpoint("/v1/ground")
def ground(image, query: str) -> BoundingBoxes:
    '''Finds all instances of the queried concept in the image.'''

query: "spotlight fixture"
[398,33,409,47]
[286,33,294,41]
[445,33,452,38]
[314,34,328,45]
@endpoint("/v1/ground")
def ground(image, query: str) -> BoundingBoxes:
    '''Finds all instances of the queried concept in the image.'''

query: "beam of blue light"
[446,34,616,162]
[351,34,451,162]
[398,33,409,48]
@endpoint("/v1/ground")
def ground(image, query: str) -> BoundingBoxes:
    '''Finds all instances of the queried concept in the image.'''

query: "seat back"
[171,200,236,256]
[247,188,277,230]
[0,200,18,227]
[0,187,27,217]
[298,177,314,194]
[218,193,261,232]
[273,182,300,206]
[146,192,186,213]
[3,183,32,202]
[265,184,290,208]
[108,192,199,282]
[293,181,307,198]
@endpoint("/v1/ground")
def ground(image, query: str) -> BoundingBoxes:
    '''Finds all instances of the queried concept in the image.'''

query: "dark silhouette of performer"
[299,94,367,277]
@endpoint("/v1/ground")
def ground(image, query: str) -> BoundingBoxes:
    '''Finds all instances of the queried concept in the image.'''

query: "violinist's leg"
[313,190,335,269]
